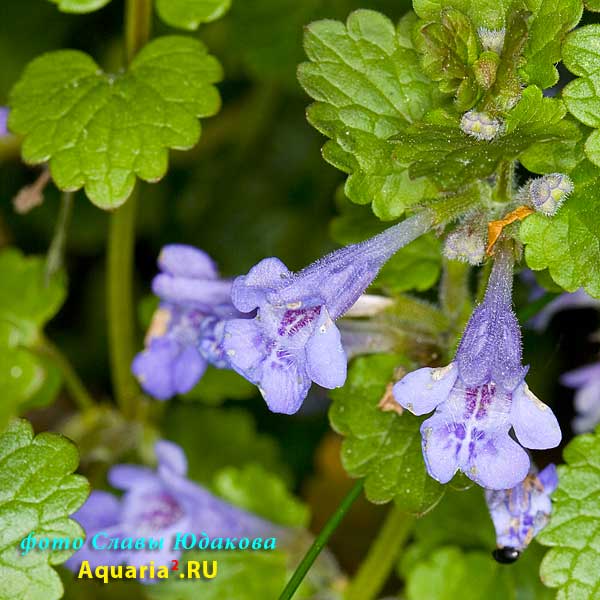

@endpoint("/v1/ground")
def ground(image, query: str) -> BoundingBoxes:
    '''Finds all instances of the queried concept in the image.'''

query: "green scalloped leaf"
[48,0,111,13]
[329,354,444,514]
[521,0,582,89]
[213,464,310,527]
[298,10,441,219]
[0,419,89,600]
[9,36,222,209]
[156,0,231,30]
[520,160,600,298]
[538,429,600,598]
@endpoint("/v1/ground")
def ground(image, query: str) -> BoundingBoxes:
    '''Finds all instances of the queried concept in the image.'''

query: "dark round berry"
[492,547,521,564]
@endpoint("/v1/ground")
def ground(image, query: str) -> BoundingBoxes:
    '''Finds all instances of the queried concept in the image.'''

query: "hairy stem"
[279,480,364,600]
[35,336,94,411]
[345,505,415,600]
[45,191,73,283]
[107,0,152,417]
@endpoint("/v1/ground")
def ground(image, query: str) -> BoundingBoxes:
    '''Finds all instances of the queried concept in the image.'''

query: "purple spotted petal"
[223,318,267,375]
[155,440,187,477]
[132,337,179,400]
[305,309,347,389]
[231,257,292,312]
[158,244,218,279]
[510,383,561,449]
[394,363,458,415]
[420,412,461,483]
[469,433,530,490]
[173,345,207,394]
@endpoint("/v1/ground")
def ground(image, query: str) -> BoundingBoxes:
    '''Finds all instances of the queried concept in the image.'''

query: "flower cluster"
[66,440,279,577]
[393,246,561,490]
[460,111,502,141]
[132,245,240,400]
[486,464,558,563]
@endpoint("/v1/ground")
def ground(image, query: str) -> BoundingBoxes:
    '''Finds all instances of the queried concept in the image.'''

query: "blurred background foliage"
[1,1,598,597]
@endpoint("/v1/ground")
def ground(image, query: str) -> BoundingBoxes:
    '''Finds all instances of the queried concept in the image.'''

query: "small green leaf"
[9,36,222,209]
[521,160,600,298]
[213,464,310,527]
[538,429,600,597]
[298,10,441,219]
[0,419,89,600]
[48,0,111,13]
[164,405,291,486]
[156,0,231,30]
[329,354,444,514]
[521,0,582,89]
[412,0,510,29]
[394,88,579,189]
[147,551,288,600]
[562,25,600,128]
[406,544,554,600]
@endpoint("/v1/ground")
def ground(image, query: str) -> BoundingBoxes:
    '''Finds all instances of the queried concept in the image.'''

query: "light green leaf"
[329,354,444,514]
[521,0,582,89]
[412,0,511,29]
[213,464,310,527]
[48,0,111,13]
[0,419,89,600]
[406,544,554,600]
[156,0,231,30]
[298,10,441,219]
[394,88,580,189]
[538,429,600,598]
[562,25,600,167]
[164,405,291,486]
[520,160,600,298]
[9,36,222,209]
[585,0,600,10]
[147,551,288,600]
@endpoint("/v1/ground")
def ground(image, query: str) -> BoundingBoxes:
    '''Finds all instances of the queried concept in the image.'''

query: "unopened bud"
[460,111,501,141]
[443,224,486,265]
[528,173,574,216]
[478,27,506,54]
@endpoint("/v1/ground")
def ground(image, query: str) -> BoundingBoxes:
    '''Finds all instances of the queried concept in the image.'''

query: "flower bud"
[460,111,501,141]
[528,173,574,216]
[478,27,505,54]
[443,222,486,265]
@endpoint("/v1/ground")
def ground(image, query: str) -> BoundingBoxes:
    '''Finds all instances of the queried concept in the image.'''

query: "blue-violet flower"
[393,245,561,489]
[223,213,432,414]
[561,363,600,433]
[486,463,557,562]
[132,244,239,400]
[66,440,278,577]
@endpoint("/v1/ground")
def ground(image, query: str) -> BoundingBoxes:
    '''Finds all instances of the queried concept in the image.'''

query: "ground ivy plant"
[3,0,600,598]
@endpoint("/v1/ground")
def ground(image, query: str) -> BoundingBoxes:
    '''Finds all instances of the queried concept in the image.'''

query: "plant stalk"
[279,480,364,600]
[107,0,152,416]
[345,505,415,600]
[45,191,73,283]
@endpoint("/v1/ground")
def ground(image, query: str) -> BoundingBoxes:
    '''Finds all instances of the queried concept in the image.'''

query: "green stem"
[45,191,73,283]
[279,480,364,600]
[107,0,152,416]
[107,191,139,417]
[35,336,94,411]
[345,505,415,600]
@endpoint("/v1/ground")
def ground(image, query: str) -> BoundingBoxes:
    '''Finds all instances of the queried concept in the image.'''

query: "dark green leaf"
[329,354,444,514]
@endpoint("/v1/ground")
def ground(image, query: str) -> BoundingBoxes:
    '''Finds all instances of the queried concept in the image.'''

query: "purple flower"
[561,363,600,433]
[393,246,561,490]
[222,213,432,414]
[486,464,558,562]
[66,440,277,579]
[528,288,600,331]
[0,107,9,137]
[132,245,240,400]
